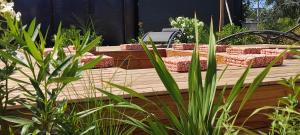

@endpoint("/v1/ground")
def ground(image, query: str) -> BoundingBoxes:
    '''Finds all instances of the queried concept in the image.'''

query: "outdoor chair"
[217,18,300,44]
[142,28,184,48]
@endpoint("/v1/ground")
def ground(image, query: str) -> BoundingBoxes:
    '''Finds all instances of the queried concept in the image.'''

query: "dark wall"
[14,0,53,35]
[14,0,136,45]
[14,0,241,45]
[138,0,242,32]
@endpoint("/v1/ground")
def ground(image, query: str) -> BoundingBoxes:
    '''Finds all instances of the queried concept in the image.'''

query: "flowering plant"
[0,0,21,21]
[170,16,204,43]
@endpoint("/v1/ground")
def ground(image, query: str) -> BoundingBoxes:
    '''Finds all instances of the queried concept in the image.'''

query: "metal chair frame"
[217,20,300,44]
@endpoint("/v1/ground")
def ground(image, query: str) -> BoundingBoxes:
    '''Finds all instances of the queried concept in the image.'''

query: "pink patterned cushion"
[120,44,144,50]
[224,54,284,68]
[172,43,195,50]
[81,55,114,68]
[163,56,207,72]
[198,45,230,52]
[226,47,268,54]
[260,49,297,59]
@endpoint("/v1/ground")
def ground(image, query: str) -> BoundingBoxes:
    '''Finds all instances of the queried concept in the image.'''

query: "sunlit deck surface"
[5,45,300,129]
[8,59,300,108]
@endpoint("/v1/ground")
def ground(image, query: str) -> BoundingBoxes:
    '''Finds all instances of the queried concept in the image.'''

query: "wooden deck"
[5,45,300,130]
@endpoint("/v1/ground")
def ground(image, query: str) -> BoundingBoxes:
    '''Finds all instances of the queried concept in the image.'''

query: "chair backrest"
[162,28,184,33]
[142,28,184,48]
[142,32,175,43]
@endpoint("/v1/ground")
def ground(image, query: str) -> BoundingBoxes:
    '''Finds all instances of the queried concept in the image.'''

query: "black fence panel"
[14,0,53,36]
[91,0,125,45]
[138,0,242,32]
[124,0,138,43]
[52,0,89,29]
[14,0,241,45]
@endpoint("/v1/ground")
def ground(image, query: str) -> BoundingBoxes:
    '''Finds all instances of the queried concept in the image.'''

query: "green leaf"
[77,104,114,118]
[226,65,251,107]
[96,87,127,103]
[80,37,100,54]
[48,56,73,80]
[23,31,43,62]
[104,81,153,104]
[8,76,30,85]
[21,124,31,135]
[29,78,45,100]
[0,116,32,126]
[48,76,80,84]
[27,18,36,35]
[139,38,186,114]
[0,50,28,67]
[31,24,41,41]
[80,126,95,135]
[78,55,102,71]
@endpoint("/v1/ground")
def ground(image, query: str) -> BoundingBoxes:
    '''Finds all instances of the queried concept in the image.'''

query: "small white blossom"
[15,11,21,21]
[0,1,21,21]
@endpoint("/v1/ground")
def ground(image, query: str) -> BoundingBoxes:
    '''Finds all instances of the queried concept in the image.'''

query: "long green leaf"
[23,31,42,62]
[81,37,100,54]
[48,56,73,80]
[0,116,32,126]
[78,55,102,71]
[139,38,186,114]
[0,50,28,67]
[104,81,153,104]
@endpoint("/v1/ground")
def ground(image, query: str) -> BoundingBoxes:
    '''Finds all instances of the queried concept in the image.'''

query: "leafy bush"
[246,74,300,134]
[216,24,260,45]
[0,17,105,134]
[169,16,207,43]
[60,25,103,47]
[0,9,24,133]
[259,17,298,32]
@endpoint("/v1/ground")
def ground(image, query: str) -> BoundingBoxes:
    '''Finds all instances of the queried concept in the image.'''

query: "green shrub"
[259,17,298,32]
[0,13,24,133]
[247,73,300,134]
[0,17,105,134]
[169,16,207,43]
[60,25,103,47]
[216,24,260,45]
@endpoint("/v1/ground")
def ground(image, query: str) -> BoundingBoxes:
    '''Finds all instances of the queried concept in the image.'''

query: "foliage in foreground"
[102,16,286,134]
[245,49,300,135]
[0,16,110,134]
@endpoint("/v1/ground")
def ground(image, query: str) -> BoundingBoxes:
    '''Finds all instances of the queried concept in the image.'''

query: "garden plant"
[0,0,300,134]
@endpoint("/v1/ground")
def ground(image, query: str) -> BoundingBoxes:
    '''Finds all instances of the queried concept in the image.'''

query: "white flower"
[0,1,22,21]
[197,21,204,27]
[0,2,14,13]
[15,11,21,21]
[170,20,176,26]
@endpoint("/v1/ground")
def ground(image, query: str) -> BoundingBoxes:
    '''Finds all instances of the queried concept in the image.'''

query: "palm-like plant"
[101,16,286,135]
